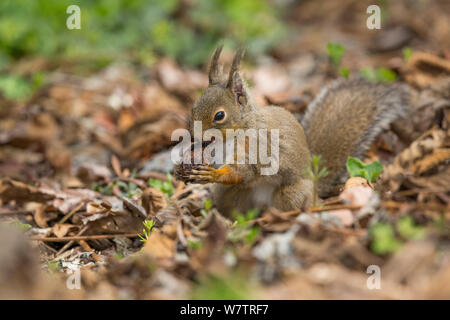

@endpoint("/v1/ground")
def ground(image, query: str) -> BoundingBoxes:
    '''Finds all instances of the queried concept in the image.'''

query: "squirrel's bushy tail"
[301,78,411,197]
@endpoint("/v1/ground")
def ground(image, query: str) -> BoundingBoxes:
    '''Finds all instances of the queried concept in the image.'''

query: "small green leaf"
[10,220,32,231]
[402,47,413,62]
[397,216,426,240]
[115,180,129,191]
[246,226,260,244]
[360,67,378,82]
[149,173,174,197]
[346,157,384,182]
[327,42,345,67]
[245,208,260,221]
[187,239,203,250]
[0,74,32,101]
[138,219,155,243]
[204,199,212,211]
[338,67,350,79]
[360,67,397,83]
[48,260,61,272]
[370,223,402,254]
[376,67,397,83]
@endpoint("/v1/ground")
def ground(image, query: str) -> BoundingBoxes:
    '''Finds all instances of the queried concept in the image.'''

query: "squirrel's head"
[191,45,253,136]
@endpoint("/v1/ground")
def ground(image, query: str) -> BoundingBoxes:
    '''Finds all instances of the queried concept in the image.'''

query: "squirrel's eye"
[213,111,226,122]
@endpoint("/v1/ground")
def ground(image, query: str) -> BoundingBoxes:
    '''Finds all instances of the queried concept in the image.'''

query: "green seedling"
[360,67,397,83]
[338,67,350,79]
[115,180,142,198]
[149,173,174,197]
[370,222,402,255]
[397,216,426,240]
[327,42,345,68]
[47,260,61,272]
[91,182,114,196]
[305,155,329,206]
[200,198,213,217]
[232,208,260,227]
[229,209,261,244]
[187,239,203,250]
[402,47,413,63]
[191,273,253,300]
[138,219,155,243]
[10,220,32,231]
[346,157,383,183]
[370,217,427,255]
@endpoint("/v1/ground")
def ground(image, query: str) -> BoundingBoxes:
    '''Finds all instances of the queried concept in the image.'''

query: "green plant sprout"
[187,239,203,250]
[370,217,427,255]
[338,67,350,79]
[191,273,253,300]
[346,157,384,183]
[397,216,425,240]
[370,222,402,254]
[360,67,397,83]
[0,72,46,101]
[91,182,114,196]
[200,198,213,217]
[149,173,174,197]
[228,209,261,244]
[138,219,156,243]
[402,47,413,62]
[10,220,32,231]
[114,180,142,198]
[232,208,260,227]
[327,42,345,67]
[47,260,61,272]
[326,42,349,79]
[305,155,329,207]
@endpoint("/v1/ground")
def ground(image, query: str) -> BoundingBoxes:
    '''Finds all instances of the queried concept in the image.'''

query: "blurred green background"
[0,0,285,68]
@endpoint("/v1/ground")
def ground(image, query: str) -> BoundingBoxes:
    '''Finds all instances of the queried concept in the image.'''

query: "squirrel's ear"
[208,45,223,85]
[227,47,247,106]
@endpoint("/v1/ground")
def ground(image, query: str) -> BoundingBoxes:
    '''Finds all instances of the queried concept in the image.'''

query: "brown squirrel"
[175,46,410,216]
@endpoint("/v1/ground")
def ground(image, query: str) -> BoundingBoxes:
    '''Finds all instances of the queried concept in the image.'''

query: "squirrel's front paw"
[175,164,215,184]
[175,164,243,185]
[189,165,217,184]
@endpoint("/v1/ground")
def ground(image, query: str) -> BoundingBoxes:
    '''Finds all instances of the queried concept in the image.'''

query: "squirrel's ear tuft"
[227,47,247,106]
[231,72,247,106]
[208,45,223,85]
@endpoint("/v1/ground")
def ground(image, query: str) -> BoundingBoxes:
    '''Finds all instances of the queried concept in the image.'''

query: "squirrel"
[175,45,411,217]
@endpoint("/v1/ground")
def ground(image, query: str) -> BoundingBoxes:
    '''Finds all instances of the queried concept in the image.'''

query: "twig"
[58,202,84,224]
[395,188,450,196]
[79,240,103,262]
[309,204,362,212]
[31,233,139,242]
[382,201,449,212]
[0,210,32,215]
[55,226,88,256]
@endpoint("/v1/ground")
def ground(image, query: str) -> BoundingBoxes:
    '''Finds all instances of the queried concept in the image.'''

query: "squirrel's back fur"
[302,78,411,197]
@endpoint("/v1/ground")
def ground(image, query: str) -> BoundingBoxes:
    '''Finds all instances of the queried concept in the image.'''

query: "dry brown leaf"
[383,128,447,191]
[143,230,175,259]
[142,187,168,217]
[111,154,122,177]
[406,52,450,88]
[344,177,373,190]
[412,148,450,174]
[0,178,56,203]
[122,197,147,219]
[34,204,51,228]
[52,223,78,238]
